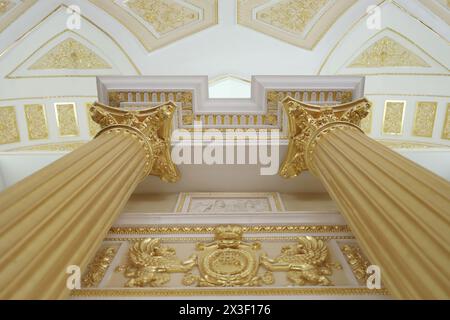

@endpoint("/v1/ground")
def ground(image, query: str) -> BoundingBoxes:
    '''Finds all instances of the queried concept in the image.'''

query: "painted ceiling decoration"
[29,37,112,70]
[348,36,430,68]
[89,0,218,52]
[237,0,357,50]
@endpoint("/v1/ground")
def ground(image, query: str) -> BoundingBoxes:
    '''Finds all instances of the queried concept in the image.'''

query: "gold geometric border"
[108,224,351,235]
[71,287,389,297]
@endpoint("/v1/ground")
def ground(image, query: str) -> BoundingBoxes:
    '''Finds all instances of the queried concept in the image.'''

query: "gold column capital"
[91,101,180,182]
[279,97,371,178]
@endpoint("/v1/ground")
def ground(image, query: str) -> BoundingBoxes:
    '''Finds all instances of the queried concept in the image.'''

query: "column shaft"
[310,126,450,299]
[0,129,147,299]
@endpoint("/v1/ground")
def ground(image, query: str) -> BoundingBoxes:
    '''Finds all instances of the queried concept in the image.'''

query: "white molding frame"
[96,75,366,114]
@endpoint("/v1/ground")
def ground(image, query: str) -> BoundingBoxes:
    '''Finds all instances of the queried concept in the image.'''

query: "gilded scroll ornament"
[261,236,341,286]
[82,246,118,287]
[279,97,371,178]
[116,238,196,287]
[90,101,180,182]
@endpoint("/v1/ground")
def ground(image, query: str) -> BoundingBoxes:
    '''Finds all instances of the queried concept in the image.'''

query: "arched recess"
[317,1,450,146]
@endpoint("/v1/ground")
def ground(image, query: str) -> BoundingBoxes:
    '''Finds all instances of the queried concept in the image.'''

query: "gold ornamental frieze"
[115,225,342,288]
[279,97,371,178]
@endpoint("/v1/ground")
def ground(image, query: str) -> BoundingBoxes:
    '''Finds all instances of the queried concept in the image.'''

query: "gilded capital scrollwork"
[279,97,371,178]
[90,102,180,182]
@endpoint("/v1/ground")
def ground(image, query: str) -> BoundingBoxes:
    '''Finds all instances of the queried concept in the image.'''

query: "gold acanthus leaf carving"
[261,236,341,286]
[279,97,371,178]
[125,0,199,35]
[349,36,430,68]
[256,0,329,35]
[340,245,371,284]
[90,101,180,182]
[82,246,118,288]
[116,238,197,287]
[29,38,111,70]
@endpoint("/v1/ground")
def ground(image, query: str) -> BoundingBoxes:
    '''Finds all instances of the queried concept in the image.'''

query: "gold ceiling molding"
[72,287,389,297]
[418,0,450,25]
[0,106,20,145]
[24,104,48,140]
[348,36,430,68]
[89,0,218,52]
[7,30,115,79]
[413,102,438,138]
[108,224,351,235]
[238,0,356,50]
[340,244,372,285]
[0,5,141,75]
[29,38,112,70]
[0,0,36,33]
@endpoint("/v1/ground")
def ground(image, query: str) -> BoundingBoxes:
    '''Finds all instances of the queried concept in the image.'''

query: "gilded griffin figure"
[261,236,341,286]
[116,238,196,287]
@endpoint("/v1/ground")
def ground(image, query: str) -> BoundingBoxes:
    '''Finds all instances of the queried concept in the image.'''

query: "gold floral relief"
[24,104,48,140]
[29,38,111,70]
[442,103,450,140]
[86,103,101,137]
[82,246,118,288]
[382,101,405,135]
[125,0,199,35]
[0,106,20,145]
[256,0,329,35]
[340,244,372,285]
[349,37,430,68]
[55,103,79,136]
[413,102,437,138]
